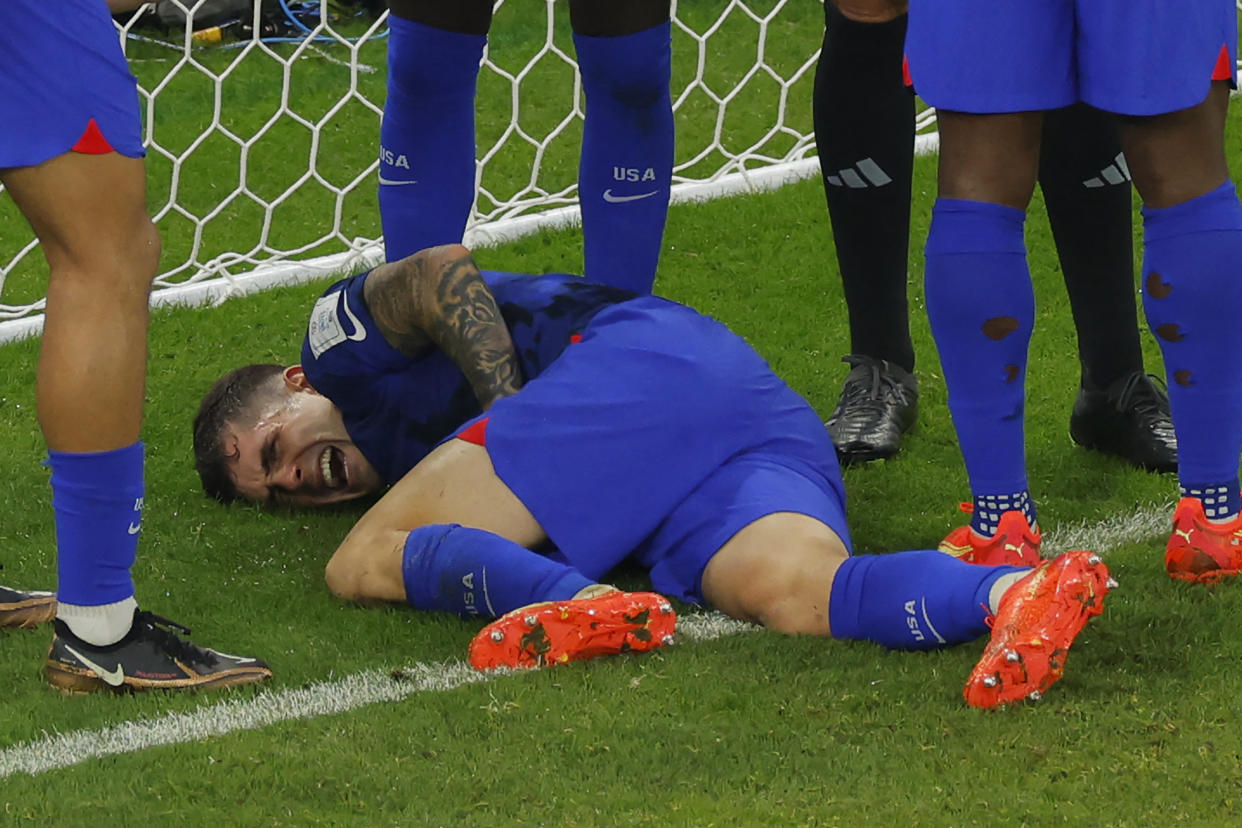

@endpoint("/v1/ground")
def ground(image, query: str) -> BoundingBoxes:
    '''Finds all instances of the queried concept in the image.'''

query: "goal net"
[22,0,1202,343]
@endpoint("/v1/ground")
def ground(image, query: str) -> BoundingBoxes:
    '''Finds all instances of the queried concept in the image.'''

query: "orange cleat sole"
[468,590,676,671]
[964,550,1113,709]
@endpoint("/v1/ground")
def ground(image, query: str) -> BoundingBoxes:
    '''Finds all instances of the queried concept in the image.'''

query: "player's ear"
[283,365,319,395]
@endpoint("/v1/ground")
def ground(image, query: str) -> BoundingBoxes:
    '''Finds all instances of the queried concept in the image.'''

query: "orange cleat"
[938,508,1042,567]
[963,550,1114,709]
[1164,497,1242,583]
[0,584,56,630]
[467,589,677,671]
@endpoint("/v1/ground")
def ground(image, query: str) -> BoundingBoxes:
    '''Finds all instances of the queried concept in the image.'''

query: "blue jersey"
[301,270,637,484]
[303,269,849,603]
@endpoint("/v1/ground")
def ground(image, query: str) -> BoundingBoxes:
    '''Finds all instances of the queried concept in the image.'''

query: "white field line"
[0,501,1172,779]
[0,613,754,779]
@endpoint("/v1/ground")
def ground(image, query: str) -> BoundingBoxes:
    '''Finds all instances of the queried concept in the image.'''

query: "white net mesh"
[1,1,1237,343]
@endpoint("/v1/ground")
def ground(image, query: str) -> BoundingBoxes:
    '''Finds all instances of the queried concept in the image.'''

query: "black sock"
[1039,103,1144,391]
[814,6,915,371]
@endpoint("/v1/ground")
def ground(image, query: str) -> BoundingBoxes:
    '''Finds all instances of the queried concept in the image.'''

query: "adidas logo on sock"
[824,157,892,189]
[1083,152,1132,188]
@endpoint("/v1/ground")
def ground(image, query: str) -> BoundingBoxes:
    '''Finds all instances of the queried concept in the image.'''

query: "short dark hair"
[192,364,286,503]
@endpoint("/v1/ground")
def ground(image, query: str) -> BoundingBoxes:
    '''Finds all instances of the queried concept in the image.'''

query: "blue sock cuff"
[401,524,593,618]
[927,198,1026,255]
[829,551,1016,650]
[1143,180,1242,241]
[573,21,673,96]
[49,442,143,606]
[47,441,144,483]
[386,16,487,86]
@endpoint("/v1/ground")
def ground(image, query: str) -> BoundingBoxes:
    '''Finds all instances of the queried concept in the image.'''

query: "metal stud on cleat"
[1005,650,1020,663]
[490,630,505,642]
[659,602,673,615]
[1027,690,1042,702]
[524,615,538,627]
[982,675,999,688]
[661,634,675,646]
[1087,554,1101,566]
[1106,578,1119,589]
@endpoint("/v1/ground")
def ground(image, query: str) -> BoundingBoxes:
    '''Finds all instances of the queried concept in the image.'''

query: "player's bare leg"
[702,510,1111,706]
[2,151,271,692]
[701,512,849,635]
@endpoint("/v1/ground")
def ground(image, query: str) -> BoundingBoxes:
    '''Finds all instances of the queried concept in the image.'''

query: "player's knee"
[703,519,846,636]
[324,527,406,605]
[576,41,670,110]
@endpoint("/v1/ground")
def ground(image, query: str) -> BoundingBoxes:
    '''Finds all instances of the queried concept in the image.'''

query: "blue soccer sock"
[1142,180,1242,521]
[50,442,144,645]
[828,550,1028,650]
[379,16,485,262]
[925,198,1035,508]
[401,524,595,618]
[574,21,674,293]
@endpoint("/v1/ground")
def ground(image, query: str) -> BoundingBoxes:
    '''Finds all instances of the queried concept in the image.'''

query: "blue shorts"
[906,0,1238,116]
[457,296,850,604]
[0,0,144,168]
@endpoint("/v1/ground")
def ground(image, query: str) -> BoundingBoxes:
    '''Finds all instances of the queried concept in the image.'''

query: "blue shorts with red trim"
[0,0,144,168]
[453,296,849,605]
[906,0,1237,116]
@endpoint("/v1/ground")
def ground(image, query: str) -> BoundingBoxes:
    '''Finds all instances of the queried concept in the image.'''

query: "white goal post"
[1,1,1236,344]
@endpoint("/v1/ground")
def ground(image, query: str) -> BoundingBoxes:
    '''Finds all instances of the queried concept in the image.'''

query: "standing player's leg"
[1072,1,1242,581]
[378,1,492,262]
[1120,86,1242,582]
[0,0,270,691]
[921,111,1045,563]
[568,0,673,293]
[905,0,1076,561]
[1040,104,1177,472]
[815,0,919,464]
[323,439,675,668]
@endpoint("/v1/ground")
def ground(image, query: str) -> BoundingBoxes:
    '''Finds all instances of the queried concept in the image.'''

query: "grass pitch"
[4,160,1242,823]
[3,4,1242,824]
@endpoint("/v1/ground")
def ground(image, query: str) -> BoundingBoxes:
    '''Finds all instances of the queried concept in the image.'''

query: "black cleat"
[1069,372,1177,473]
[0,584,56,629]
[45,610,272,694]
[824,355,918,465]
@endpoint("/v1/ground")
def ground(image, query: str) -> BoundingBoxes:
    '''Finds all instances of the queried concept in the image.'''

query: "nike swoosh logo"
[63,644,125,687]
[919,598,947,645]
[603,188,658,203]
[378,175,418,186]
[127,522,142,535]
[340,291,367,342]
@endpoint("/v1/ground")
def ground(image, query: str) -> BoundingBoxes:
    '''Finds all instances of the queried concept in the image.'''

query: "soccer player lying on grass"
[193,244,1115,708]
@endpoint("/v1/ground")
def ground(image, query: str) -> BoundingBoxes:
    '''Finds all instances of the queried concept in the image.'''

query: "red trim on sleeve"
[456,417,489,446]
[71,119,115,155]
[569,333,583,344]
[1212,44,1234,82]
[902,55,913,89]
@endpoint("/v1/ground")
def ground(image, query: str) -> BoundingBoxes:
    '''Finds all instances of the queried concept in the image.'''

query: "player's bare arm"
[363,244,524,409]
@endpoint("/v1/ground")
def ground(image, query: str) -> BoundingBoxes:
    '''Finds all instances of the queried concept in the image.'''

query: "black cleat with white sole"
[45,610,272,694]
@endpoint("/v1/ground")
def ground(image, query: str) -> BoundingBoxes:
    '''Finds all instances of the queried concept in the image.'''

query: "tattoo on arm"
[365,246,523,409]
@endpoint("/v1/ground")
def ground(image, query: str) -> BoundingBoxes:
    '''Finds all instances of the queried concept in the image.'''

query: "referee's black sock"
[1040,103,1144,391]
[813,5,915,371]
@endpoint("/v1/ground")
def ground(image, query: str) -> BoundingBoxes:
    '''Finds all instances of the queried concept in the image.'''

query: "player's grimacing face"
[225,387,383,508]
